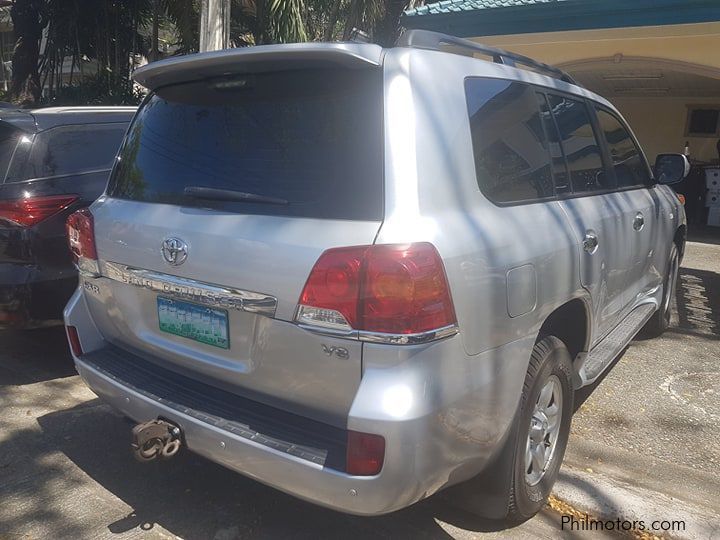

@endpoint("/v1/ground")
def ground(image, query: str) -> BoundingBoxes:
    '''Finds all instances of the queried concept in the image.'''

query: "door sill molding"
[573,303,656,389]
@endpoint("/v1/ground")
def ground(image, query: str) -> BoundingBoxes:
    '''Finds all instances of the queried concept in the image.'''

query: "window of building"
[465,78,554,204]
[686,107,720,137]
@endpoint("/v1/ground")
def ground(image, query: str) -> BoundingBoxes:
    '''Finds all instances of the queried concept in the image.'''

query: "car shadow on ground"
[687,225,720,247]
[671,265,720,340]
[0,327,75,386]
[1,400,569,539]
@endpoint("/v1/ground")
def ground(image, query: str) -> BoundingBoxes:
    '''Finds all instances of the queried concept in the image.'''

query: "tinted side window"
[8,123,126,182]
[595,108,650,189]
[547,95,609,194]
[465,79,553,204]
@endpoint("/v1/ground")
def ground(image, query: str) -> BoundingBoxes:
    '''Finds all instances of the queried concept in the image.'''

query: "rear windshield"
[108,69,384,221]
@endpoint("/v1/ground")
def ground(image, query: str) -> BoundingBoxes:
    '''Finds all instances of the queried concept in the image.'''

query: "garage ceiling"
[569,59,720,98]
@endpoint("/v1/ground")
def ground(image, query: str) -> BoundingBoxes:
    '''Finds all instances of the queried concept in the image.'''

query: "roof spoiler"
[133,43,383,91]
[396,29,579,86]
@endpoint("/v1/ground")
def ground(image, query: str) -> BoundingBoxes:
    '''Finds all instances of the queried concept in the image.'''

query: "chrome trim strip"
[296,322,459,345]
[101,261,277,317]
[296,324,359,340]
[77,257,101,278]
[358,325,459,345]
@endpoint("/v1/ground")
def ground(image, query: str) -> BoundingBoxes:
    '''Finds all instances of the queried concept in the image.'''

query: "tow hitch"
[131,419,182,462]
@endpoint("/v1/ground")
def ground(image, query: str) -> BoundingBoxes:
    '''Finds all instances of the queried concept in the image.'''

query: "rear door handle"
[583,232,599,253]
[633,212,645,231]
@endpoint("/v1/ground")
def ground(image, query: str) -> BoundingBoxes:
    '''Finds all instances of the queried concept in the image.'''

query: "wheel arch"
[674,224,687,260]
[537,298,591,362]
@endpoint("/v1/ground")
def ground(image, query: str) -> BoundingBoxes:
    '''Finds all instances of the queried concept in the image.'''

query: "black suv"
[0,106,135,329]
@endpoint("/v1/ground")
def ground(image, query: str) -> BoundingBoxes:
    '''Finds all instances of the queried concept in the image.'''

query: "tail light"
[66,325,83,357]
[0,311,27,326]
[346,430,385,476]
[0,194,78,227]
[676,193,686,205]
[66,209,99,276]
[296,243,457,342]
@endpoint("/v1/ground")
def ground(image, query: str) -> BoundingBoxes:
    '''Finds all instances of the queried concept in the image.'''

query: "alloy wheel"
[525,375,563,486]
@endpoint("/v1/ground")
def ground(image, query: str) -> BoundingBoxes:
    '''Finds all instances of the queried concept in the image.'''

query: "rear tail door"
[83,66,385,425]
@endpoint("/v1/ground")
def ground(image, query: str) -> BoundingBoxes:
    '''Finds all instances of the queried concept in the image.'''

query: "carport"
[402,0,720,231]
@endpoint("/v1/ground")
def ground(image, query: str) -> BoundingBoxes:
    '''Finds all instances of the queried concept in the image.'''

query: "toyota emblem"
[161,237,188,266]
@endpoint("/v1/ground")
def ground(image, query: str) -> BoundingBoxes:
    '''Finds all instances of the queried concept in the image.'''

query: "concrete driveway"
[1,240,718,539]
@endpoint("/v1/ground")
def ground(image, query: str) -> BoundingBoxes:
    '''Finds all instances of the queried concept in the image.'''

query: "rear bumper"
[65,287,532,515]
[76,358,408,515]
[0,264,76,329]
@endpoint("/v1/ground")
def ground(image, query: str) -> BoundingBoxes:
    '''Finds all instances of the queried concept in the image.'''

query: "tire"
[506,336,574,523]
[643,243,679,338]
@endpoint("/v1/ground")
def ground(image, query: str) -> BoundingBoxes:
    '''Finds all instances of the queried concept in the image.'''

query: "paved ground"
[1,239,718,539]
[566,238,720,509]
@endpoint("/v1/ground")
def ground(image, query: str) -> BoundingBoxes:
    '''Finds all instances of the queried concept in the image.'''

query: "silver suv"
[64,31,687,522]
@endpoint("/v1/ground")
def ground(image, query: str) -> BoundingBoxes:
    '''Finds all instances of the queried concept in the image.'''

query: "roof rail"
[396,29,579,86]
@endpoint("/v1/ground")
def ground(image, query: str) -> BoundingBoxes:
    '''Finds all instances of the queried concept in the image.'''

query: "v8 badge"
[322,344,349,359]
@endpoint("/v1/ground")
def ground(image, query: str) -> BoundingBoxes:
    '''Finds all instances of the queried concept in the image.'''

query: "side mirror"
[654,153,690,185]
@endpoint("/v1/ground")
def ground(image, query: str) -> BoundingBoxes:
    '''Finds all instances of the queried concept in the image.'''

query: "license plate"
[157,297,229,349]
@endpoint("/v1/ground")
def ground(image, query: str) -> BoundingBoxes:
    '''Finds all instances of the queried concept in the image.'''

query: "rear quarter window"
[6,123,128,183]
[108,69,384,221]
[465,78,554,204]
[0,122,24,183]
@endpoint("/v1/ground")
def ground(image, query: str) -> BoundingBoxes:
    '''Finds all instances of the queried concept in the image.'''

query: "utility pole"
[199,0,231,52]
[150,0,160,61]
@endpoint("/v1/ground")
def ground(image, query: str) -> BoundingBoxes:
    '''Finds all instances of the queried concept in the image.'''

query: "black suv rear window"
[6,123,127,182]
[108,69,384,221]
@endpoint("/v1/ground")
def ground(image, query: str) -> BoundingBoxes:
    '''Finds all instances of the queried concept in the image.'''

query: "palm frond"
[266,0,306,43]
[160,0,200,52]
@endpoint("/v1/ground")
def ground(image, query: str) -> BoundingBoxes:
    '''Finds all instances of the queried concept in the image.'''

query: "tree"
[5,0,47,106]
[40,0,151,104]
[161,0,199,52]
[2,0,426,107]
[372,0,411,46]
[163,0,307,50]
[305,0,425,45]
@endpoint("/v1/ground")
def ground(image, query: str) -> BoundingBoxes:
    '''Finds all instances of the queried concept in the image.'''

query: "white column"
[199,0,231,52]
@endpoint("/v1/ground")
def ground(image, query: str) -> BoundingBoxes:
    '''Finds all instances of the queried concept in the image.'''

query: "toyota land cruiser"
[63,31,687,521]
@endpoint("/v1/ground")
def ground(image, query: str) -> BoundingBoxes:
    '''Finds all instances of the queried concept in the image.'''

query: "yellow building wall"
[613,98,720,164]
[475,22,720,72]
[471,22,720,164]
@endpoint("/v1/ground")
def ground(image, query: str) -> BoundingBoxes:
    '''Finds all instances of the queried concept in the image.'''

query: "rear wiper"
[184,186,288,205]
